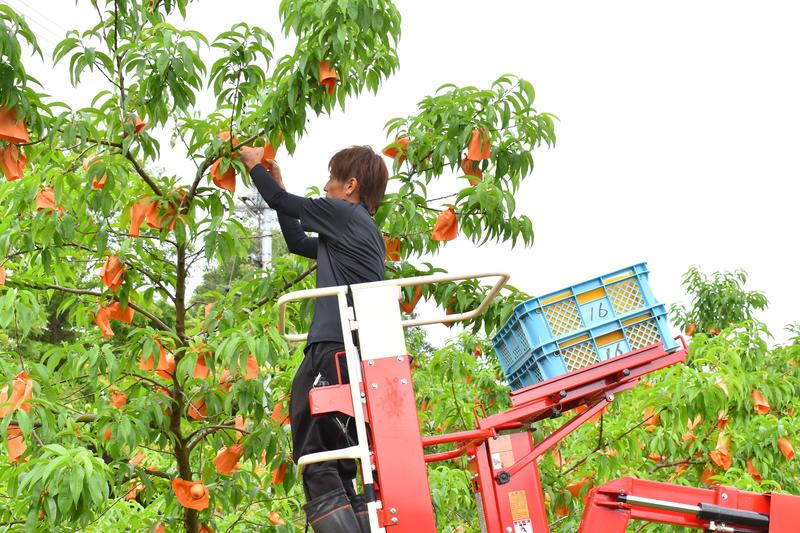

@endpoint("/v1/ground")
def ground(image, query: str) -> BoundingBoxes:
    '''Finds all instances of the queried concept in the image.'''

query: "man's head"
[325,146,388,215]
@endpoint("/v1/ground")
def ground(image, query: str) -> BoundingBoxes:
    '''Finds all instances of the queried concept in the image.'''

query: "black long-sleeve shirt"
[250,164,385,344]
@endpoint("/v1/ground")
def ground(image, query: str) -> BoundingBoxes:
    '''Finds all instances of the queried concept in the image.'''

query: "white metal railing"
[277,271,511,341]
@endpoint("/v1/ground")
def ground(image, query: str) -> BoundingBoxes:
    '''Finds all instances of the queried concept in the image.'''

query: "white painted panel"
[351,285,407,359]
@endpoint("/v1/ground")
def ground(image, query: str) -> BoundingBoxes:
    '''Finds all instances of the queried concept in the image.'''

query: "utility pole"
[234,195,277,407]
[234,195,275,268]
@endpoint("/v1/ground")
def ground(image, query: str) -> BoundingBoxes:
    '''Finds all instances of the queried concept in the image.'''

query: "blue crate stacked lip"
[492,263,679,390]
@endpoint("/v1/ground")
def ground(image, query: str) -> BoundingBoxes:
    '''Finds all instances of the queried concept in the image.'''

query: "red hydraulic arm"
[419,340,688,533]
[580,477,800,532]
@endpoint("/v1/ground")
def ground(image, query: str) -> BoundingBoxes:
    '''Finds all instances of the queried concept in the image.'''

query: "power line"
[15,20,58,50]
[9,0,69,38]
[4,0,61,48]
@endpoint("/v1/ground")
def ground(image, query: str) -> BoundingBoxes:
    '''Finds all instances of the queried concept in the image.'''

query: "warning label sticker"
[491,452,502,470]
[489,435,515,470]
[513,519,532,533]
[508,490,529,522]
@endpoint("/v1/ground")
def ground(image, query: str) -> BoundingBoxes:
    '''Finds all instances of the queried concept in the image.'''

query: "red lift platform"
[278,272,800,532]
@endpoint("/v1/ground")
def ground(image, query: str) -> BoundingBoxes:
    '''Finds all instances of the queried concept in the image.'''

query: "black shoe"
[304,487,361,533]
[349,494,370,533]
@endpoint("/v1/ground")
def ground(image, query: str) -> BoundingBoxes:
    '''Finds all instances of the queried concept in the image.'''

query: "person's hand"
[262,158,284,188]
[238,146,262,173]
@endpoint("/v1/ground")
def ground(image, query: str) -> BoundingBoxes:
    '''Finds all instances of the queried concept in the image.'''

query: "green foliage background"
[1,1,797,532]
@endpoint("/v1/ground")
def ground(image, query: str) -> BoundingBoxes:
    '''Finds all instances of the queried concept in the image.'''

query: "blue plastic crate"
[501,305,678,390]
[491,263,679,389]
[492,263,660,371]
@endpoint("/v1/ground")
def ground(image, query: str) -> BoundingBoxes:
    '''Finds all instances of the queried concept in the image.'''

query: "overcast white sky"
[9,0,800,346]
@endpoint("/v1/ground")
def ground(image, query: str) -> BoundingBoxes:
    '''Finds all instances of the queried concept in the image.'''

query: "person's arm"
[277,212,318,259]
[239,147,353,241]
[250,163,307,219]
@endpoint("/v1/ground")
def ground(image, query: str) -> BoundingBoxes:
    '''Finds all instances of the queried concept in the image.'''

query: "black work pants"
[290,341,359,502]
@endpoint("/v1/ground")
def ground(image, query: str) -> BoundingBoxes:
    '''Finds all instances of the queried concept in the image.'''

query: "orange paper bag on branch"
[431,206,458,241]
[100,256,125,292]
[124,115,147,136]
[319,61,337,95]
[467,128,491,160]
[218,368,233,391]
[260,132,282,167]
[107,301,134,323]
[268,512,286,526]
[0,145,27,181]
[187,398,206,420]
[140,338,171,374]
[271,461,289,485]
[747,458,762,482]
[94,306,115,338]
[643,406,660,430]
[400,285,423,314]
[130,190,184,236]
[172,479,209,511]
[111,391,127,409]
[213,444,244,474]
[241,354,259,381]
[210,159,236,192]
[210,132,240,192]
[709,432,732,471]
[146,190,184,231]
[193,347,210,379]
[778,437,795,461]
[83,153,107,188]
[129,197,158,237]
[382,137,409,162]
[6,426,26,463]
[235,415,247,441]
[384,234,401,261]
[566,476,594,503]
[156,350,176,379]
[271,402,289,425]
[751,390,770,414]
[0,371,34,417]
[35,187,65,215]
[0,108,29,143]
[460,157,482,186]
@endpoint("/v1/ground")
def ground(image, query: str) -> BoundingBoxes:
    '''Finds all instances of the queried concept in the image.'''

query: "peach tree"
[0,0,554,531]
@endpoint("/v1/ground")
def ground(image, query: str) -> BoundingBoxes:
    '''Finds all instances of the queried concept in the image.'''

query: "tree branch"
[650,459,704,473]
[56,130,162,196]
[562,406,666,477]
[128,263,176,303]
[9,412,98,428]
[14,281,173,333]
[253,263,318,309]
[123,372,172,392]
[113,0,126,109]
[139,468,171,480]
[186,423,249,452]
[125,152,163,196]
[181,130,265,214]
[93,60,122,90]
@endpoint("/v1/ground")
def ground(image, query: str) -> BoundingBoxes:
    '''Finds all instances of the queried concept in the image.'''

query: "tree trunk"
[173,244,198,532]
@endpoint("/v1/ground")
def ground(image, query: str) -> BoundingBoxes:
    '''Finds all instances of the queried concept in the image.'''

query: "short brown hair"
[328,146,388,215]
